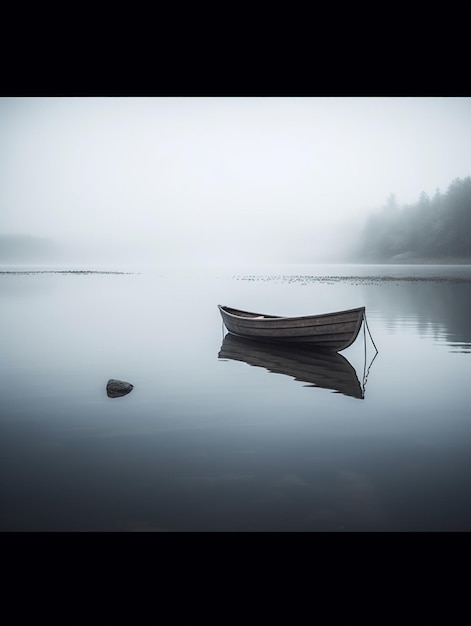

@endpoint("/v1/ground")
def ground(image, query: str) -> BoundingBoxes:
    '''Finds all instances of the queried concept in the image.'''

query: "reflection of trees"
[363,281,471,347]
[235,273,471,350]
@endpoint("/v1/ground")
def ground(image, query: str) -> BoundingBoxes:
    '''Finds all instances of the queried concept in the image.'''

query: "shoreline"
[351,258,471,265]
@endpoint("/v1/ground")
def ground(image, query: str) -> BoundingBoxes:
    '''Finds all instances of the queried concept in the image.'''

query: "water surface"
[1,264,470,531]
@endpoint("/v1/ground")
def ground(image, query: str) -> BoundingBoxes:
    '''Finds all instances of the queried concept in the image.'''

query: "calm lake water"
[1,263,470,531]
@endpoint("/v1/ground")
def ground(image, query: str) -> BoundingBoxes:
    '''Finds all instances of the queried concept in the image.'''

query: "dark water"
[1,264,470,531]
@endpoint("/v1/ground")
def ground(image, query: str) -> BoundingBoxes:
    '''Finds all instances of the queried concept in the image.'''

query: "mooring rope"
[363,319,367,392]
[361,310,378,397]
[363,350,378,390]
[363,310,379,354]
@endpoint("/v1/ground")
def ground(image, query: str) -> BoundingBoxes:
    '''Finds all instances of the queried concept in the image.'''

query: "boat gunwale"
[217,304,365,323]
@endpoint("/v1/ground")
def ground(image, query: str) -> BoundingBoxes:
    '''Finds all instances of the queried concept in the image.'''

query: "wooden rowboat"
[218,333,364,399]
[217,305,365,352]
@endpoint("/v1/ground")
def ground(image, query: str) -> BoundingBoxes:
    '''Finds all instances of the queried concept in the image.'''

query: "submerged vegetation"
[351,176,471,263]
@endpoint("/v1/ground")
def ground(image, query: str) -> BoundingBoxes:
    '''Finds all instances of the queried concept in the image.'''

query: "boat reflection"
[218,333,366,399]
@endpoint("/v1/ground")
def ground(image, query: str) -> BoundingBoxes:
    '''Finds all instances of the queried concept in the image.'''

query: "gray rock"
[106,379,134,398]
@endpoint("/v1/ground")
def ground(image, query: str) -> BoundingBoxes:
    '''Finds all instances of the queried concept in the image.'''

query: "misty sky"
[1,97,470,264]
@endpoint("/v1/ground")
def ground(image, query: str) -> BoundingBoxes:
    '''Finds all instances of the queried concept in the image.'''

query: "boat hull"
[218,305,365,351]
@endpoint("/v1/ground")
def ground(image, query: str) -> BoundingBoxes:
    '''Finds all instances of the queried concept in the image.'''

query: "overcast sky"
[1,97,470,264]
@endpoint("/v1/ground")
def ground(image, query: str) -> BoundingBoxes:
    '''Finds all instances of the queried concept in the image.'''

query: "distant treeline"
[351,176,471,263]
